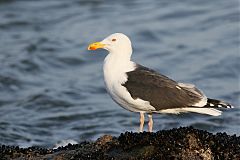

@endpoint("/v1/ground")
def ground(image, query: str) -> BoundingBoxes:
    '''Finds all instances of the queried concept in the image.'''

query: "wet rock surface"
[1,127,239,160]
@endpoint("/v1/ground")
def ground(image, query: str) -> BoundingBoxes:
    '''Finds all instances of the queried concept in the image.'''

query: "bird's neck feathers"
[104,46,133,66]
[108,45,132,60]
[103,49,135,81]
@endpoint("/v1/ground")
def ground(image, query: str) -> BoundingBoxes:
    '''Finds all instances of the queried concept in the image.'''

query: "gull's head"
[88,33,132,55]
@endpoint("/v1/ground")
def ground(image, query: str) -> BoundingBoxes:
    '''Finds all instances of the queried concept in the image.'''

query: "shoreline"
[1,127,239,160]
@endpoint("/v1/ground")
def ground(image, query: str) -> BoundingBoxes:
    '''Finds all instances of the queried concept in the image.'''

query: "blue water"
[0,0,239,147]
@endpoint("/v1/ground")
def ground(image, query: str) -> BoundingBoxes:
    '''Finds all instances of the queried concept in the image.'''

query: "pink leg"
[148,114,153,132]
[139,112,145,132]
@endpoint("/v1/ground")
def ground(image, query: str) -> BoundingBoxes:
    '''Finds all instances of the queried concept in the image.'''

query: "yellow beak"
[88,42,105,50]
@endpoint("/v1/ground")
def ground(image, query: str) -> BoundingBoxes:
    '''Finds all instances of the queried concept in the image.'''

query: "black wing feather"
[122,64,203,110]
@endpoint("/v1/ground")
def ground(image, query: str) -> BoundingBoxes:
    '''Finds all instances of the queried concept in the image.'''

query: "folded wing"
[122,64,207,111]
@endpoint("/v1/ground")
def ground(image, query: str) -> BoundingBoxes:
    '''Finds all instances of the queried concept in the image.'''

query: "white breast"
[103,54,156,112]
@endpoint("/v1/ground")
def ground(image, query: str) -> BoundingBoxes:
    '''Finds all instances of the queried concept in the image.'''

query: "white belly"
[105,80,156,112]
[103,55,156,112]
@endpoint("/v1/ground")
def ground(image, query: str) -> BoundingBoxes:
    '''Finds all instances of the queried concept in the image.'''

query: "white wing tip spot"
[210,103,214,107]
[227,105,233,108]
[176,86,181,90]
[218,104,222,108]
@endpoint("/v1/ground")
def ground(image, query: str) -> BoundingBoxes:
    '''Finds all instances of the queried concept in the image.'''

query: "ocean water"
[0,0,239,147]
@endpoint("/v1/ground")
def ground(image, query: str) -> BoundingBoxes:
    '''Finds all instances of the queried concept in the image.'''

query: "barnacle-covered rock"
[1,127,239,160]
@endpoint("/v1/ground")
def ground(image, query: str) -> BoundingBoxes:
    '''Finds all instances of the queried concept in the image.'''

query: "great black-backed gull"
[88,33,233,132]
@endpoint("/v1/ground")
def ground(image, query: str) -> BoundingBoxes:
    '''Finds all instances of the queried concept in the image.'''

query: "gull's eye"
[112,38,116,42]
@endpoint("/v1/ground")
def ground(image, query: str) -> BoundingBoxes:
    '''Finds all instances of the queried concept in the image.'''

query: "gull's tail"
[183,98,233,116]
[204,98,234,109]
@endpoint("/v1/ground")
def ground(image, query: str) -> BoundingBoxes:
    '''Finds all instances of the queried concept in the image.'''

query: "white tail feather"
[158,108,222,116]
[182,108,222,116]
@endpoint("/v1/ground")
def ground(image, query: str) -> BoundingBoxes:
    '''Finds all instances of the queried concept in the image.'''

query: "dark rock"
[0,127,239,160]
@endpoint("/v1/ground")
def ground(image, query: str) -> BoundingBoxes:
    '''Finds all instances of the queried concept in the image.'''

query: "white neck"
[103,50,135,85]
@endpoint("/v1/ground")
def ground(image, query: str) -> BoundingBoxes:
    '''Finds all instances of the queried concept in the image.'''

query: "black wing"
[122,64,204,110]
